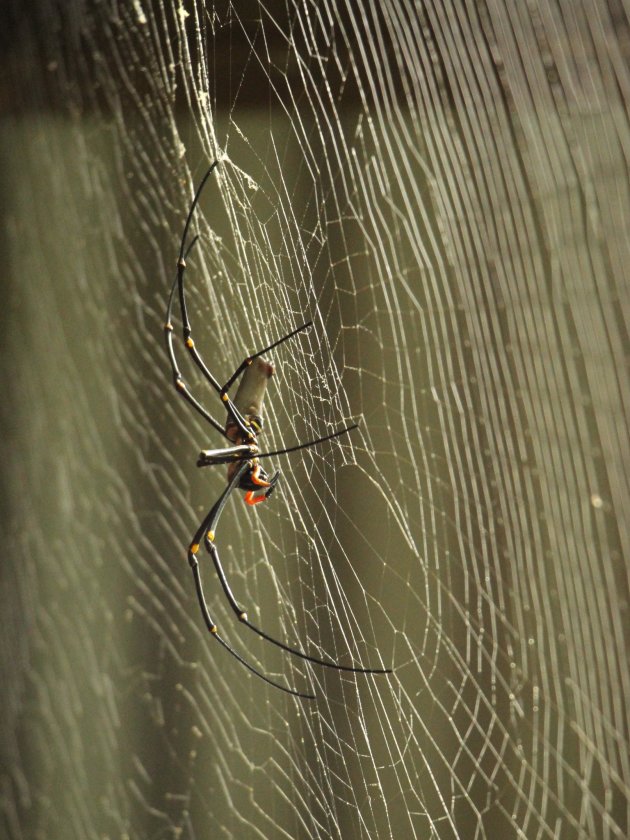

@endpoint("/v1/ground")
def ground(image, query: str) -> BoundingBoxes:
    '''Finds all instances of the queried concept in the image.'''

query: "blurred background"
[1,2,629,838]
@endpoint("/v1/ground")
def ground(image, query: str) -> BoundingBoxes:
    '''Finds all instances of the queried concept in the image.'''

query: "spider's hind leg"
[188,463,315,699]
[204,465,392,677]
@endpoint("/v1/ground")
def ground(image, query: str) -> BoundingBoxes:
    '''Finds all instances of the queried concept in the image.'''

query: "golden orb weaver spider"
[164,161,392,698]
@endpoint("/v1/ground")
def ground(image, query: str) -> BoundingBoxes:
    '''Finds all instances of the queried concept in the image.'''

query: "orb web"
[1,2,629,838]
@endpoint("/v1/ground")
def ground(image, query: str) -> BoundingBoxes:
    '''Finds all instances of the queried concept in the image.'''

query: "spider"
[164,161,392,698]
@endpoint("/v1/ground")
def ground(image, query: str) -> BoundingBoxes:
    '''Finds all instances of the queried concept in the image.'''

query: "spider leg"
[255,423,359,460]
[188,466,315,700]
[205,464,392,676]
[190,557,315,699]
[198,425,358,467]
[220,322,312,394]
[173,163,256,442]
[165,235,229,438]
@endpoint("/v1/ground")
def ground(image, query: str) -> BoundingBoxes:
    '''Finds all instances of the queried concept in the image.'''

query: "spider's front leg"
[170,163,312,444]
[170,162,258,443]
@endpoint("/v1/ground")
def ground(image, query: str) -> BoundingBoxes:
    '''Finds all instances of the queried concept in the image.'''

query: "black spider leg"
[254,423,360,461]
[203,460,392,676]
[189,461,315,700]
[196,427,359,470]
[165,235,230,439]
[220,321,312,394]
[174,163,254,442]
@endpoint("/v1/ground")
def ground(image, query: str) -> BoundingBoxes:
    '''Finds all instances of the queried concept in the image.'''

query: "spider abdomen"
[225,356,274,442]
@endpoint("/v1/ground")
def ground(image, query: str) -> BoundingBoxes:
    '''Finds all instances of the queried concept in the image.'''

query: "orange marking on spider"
[244,491,268,506]
[249,463,271,488]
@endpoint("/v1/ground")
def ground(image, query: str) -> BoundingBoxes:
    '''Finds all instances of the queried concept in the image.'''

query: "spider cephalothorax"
[164,161,392,698]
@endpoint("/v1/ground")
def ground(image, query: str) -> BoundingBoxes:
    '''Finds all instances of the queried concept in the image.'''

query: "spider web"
[1,1,629,838]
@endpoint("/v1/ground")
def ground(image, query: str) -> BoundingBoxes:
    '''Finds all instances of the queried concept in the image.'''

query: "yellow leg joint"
[189,543,200,555]
[238,611,248,622]
[210,625,218,634]
[206,530,215,543]
[185,338,194,348]
[164,322,173,331]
